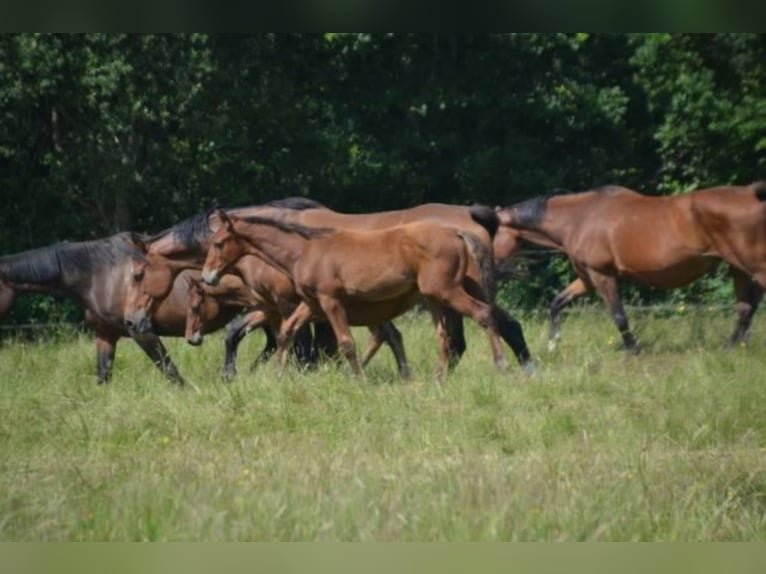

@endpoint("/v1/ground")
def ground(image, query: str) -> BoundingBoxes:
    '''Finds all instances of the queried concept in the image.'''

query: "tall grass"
[1,309,765,540]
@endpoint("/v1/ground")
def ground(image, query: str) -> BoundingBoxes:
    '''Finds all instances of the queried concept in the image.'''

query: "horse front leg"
[316,295,362,377]
[729,267,763,345]
[133,333,185,385]
[361,321,411,380]
[0,282,15,319]
[95,331,118,384]
[276,301,314,369]
[587,270,638,353]
[223,310,268,381]
[549,277,589,351]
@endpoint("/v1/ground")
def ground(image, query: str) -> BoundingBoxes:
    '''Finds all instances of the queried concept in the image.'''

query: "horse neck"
[532,195,592,247]
[0,245,66,294]
[207,276,252,308]
[234,221,308,277]
[147,233,209,264]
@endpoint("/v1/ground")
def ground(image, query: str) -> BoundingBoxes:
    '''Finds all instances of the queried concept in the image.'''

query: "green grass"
[1,308,765,540]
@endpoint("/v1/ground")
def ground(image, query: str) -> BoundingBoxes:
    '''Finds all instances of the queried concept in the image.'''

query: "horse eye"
[214,241,223,250]
[133,272,144,282]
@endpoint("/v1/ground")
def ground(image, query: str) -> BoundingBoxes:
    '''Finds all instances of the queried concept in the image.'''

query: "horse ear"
[216,209,237,231]
[494,208,513,226]
[129,232,148,253]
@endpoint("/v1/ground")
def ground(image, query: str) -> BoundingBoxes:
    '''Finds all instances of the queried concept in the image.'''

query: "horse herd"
[1,181,765,384]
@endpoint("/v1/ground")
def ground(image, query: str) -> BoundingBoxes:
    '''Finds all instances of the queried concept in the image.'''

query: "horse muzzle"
[201,269,220,286]
[125,311,153,335]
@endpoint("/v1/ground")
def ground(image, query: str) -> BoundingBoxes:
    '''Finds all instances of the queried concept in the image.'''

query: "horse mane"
[145,198,323,248]
[147,209,215,248]
[264,197,325,210]
[508,195,552,229]
[240,215,334,239]
[0,233,137,284]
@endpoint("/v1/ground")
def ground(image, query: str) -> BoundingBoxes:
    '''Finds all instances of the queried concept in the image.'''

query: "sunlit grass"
[1,308,765,540]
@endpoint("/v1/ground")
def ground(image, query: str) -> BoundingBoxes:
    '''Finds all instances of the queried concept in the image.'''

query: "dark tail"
[457,230,496,301]
[753,181,766,202]
[468,204,499,239]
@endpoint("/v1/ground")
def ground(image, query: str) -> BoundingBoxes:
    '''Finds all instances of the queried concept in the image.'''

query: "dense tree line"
[1,33,764,323]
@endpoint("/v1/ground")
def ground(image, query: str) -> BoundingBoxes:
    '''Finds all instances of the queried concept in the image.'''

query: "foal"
[202,210,507,378]
[496,181,766,351]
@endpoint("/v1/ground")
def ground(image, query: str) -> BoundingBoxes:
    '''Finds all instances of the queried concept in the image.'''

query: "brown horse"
[202,209,508,378]
[133,198,532,373]
[184,276,411,377]
[0,234,209,383]
[496,182,766,351]
[220,199,532,371]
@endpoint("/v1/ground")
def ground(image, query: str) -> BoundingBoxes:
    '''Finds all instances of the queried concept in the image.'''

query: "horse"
[201,208,508,378]
[123,240,411,378]
[132,197,533,373]
[184,275,411,378]
[221,199,532,372]
[495,181,766,351]
[0,234,202,384]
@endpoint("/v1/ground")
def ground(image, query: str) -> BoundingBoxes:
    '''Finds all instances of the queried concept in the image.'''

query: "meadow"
[1,308,765,541]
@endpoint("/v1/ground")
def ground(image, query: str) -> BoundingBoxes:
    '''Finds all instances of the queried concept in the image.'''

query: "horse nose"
[202,270,219,286]
[125,318,135,330]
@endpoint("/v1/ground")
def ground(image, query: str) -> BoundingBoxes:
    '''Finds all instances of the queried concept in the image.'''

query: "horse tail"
[753,181,766,202]
[468,204,499,239]
[457,230,496,302]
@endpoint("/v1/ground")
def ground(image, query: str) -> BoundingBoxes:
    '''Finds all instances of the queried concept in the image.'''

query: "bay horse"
[201,209,507,378]
[184,276,410,377]
[495,181,766,351]
[133,197,533,373]
[226,199,532,372]
[0,234,199,384]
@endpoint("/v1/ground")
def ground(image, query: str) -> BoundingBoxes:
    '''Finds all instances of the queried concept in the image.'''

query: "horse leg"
[276,301,314,368]
[0,283,15,318]
[361,321,411,379]
[438,290,507,372]
[133,333,185,385]
[316,295,363,377]
[549,277,589,351]
[426,300,451,379]
[312,321,339,362]
[443,308,467,369]
[223,310,268,380]
[587,270,638,352]
[729,267,764,345]
[292,323,315,366]
[491,305,534,374]
[95,331,118,384]
[251,322,278,370]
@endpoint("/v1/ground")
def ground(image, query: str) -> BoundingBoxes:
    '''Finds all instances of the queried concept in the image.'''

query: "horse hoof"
[521,361,536,376]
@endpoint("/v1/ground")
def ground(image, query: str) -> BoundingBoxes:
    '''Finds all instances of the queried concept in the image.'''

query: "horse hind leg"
[730,267,764,345]
[437,289,507,372]
[548,277,589,352]
[361,321,410,380]
[587,270,638,353]
[443,308,466,370]
[491,305,534,374]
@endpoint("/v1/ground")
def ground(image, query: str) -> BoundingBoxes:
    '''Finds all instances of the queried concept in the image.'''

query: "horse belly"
[619,256,717,289]
[342,291,422,325]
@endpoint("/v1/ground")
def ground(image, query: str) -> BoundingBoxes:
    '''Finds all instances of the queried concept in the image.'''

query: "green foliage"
[1,34,764,323]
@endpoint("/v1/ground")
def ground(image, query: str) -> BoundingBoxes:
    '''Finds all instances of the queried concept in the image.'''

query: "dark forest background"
[1,34,765,323]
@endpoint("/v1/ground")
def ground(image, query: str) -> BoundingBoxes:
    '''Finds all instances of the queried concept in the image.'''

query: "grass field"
[1,308,765,541]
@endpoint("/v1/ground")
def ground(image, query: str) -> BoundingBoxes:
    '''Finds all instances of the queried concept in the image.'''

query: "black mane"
[264,197,325,210]
[0,233,136,285]
[508,188,575,229]
[240,215,333,239]
[147,209,214,248]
